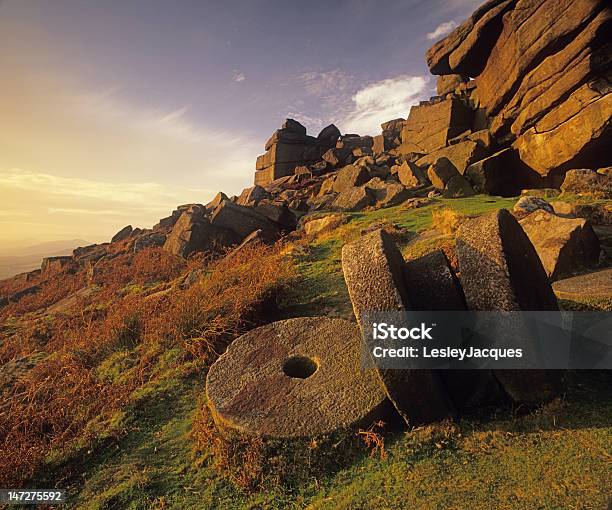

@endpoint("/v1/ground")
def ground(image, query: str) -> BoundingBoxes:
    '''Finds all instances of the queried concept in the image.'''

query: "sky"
[0,0,482,249]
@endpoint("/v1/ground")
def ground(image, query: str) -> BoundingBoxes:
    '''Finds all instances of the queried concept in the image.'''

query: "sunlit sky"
[0,0,482,248]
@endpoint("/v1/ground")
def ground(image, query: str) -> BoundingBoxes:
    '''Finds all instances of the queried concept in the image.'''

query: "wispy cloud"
[232,70,246,82]
[427,20,458,40]
[340,75,431,135]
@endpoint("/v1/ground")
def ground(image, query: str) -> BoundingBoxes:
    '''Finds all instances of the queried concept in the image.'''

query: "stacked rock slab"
[399,98,473,155]
[456,209,561,403]
[205,317,390,439]
[426,0,611,179]
[255,119,340,186]
[341,229,455,425]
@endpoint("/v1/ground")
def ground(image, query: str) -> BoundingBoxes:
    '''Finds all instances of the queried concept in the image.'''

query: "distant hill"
[0,239,90,280]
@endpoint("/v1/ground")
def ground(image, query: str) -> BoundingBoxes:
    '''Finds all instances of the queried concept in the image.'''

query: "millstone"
[205,317,390,439]
[552,268,612,302]
[404,249,502,411]
[456,209,561,404]
[342,229,455,425]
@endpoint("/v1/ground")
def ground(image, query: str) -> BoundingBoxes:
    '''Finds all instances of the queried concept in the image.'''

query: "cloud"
[340,75,431,135]
[232,70,246,82]
[0,168,219,243]
[427,20,458,40]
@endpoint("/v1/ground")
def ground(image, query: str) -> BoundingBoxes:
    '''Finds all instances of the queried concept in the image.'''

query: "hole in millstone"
[282,356,318,379]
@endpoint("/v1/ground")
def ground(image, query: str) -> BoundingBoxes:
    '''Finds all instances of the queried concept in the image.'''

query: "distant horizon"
[1,0,483,246]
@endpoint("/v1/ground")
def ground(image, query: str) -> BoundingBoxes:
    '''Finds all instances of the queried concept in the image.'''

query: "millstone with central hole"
[205,317,390,439]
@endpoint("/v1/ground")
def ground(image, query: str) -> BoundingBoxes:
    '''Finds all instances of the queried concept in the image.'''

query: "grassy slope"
[35,196,612,509]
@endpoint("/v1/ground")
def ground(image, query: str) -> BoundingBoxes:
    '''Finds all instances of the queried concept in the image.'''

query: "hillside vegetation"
[1,195,610,509]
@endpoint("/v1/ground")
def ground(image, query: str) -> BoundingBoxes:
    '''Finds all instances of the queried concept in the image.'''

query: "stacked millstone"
[205,208,563,441]
[254,119,340,186]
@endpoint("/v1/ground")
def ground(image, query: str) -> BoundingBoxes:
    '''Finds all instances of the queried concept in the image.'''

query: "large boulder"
[41,256,74,278]
[210,200,278,241]
[560,169,612,198]
[519,210,601,281]
[332,165,370,194]
[206,317,391,439]
[456,209,561,403]
[427,0,610,177]
[163,206,237,258]
[436,74,468,96]
[427,158,474,198]
[332,186,373,211]
[342,230,455,425]
[396,161,429,188]
[365,179,413,208]
[415,140,488,175]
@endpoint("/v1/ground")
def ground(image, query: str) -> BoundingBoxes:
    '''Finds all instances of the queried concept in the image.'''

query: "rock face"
[519,210,601,281]
[399,98,473,154]
[255,119,340,185]
[426,0,611,180]
[41,256,74,278]
[456,209,561,403]
[342,229,455,425]
[205,317,391,439]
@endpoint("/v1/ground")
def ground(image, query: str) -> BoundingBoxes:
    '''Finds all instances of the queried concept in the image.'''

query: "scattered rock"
[302,214,348,236]
[164,206,237,258]
[332,186,373,211]
[206,317,391,439]
[210,200,279,241]
[519,210,601,281]
[396,161,428,188]
[513,196,554,216]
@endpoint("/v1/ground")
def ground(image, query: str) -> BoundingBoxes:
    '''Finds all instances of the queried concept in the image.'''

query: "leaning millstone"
[456,209,561,404]
[342,230,455,425]
[206,317,391,439]
[403,249,466,311]
[404,249,502,411]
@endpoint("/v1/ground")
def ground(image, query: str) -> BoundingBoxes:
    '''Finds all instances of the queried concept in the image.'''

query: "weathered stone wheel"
[206,317,390,439]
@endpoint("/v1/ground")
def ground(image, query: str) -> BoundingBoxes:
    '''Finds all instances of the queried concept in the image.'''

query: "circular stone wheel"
[206,317,389,439]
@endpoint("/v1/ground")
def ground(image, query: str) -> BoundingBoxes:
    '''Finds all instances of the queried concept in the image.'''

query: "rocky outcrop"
[163,205,237,258]
[255,119,340,186]
[111,225,133,243]
[426,0,611,181]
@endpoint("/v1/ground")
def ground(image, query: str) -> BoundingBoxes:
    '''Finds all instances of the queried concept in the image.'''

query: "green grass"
[24,194,612,509]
